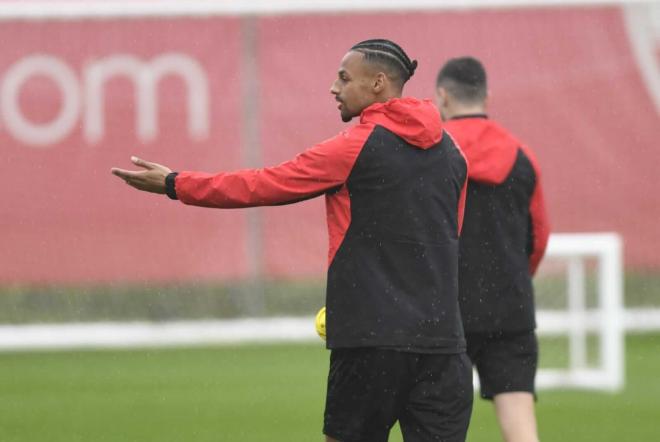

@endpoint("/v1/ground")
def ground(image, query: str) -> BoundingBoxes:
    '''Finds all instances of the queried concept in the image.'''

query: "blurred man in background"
[436,57,550,442]
[113,39,473,442]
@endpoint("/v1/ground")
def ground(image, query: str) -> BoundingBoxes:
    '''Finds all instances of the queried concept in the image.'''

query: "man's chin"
[341,113,353,123]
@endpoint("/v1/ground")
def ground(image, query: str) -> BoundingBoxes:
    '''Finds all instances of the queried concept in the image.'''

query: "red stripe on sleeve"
[522,145,550,275]
[528,181,550,275]
[457,173,468,235]
[451,135,469,236]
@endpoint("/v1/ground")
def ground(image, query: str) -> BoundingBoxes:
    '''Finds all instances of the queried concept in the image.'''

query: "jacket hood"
[360,97,443,149]
[444,117,520,184]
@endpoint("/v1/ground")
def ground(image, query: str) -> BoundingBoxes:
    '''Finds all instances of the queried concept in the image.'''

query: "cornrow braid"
[350,39,418,83]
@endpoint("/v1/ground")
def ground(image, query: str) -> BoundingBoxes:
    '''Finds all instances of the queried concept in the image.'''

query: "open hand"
[111,156,172,194]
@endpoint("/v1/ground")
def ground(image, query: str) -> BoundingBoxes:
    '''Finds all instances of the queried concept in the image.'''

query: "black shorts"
[466,330,538,400]
[323,348,473,442]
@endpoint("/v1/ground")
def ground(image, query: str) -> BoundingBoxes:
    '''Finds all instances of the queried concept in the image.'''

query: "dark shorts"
[466,330,538,400]
[323,348,473,442]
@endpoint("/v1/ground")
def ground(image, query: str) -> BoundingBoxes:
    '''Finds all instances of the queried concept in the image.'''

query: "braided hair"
[350,39,418,87]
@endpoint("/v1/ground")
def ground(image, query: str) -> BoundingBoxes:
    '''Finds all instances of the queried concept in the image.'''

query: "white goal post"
[535,233,624,391]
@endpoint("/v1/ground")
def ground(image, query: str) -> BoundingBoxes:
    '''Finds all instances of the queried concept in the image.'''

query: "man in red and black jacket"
[113,40,472,442]
[436,57,550,442]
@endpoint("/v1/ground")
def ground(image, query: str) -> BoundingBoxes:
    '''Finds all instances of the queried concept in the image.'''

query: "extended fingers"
[111,167,141,180]
[131,156,155,170]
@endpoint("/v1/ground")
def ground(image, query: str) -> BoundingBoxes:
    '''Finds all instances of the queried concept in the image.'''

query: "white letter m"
[84,53,210,144]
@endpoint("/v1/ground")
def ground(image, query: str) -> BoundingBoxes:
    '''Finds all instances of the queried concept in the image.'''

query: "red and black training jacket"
[170,98,468,352]
[444,115,550,333]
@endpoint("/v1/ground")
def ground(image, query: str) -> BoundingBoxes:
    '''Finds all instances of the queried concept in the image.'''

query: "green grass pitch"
[0,334,658,441]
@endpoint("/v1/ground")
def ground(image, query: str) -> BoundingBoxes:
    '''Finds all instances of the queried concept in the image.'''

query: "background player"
[112,39,473,442]
[435,56,550,442]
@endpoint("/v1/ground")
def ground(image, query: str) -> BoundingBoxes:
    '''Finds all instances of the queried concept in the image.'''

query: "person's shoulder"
[486,122,542,175]
[484,120,545,173]
[483,121,539,164]
[309,121,377,157]
[518,143,542,174]
[481,119,520,144]
[331,121,377,146]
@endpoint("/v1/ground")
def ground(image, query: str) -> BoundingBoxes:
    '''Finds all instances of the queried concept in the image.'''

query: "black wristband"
[165,172,179,200]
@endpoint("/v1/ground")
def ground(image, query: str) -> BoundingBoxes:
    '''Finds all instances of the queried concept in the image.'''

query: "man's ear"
[373,72,387,93]
[435,87,447,107]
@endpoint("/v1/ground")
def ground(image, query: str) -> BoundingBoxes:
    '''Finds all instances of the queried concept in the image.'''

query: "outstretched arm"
[110,124,372,208]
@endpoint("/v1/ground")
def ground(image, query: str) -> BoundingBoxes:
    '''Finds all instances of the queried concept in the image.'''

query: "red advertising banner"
[0,18,248,282]
[1,5,659,283]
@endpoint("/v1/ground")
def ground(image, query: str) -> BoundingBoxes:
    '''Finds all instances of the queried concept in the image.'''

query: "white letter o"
[1,55,80,147]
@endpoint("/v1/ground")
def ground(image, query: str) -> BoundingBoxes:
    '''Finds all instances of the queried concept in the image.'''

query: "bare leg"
[325,436,340,442]
[493,392,539,442]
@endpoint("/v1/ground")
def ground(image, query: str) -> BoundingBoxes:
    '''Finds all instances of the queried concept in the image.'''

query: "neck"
[445,103,486,120]
[377,89,402,103]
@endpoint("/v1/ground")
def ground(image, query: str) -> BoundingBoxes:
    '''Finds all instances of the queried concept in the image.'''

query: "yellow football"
[315,306,326,341]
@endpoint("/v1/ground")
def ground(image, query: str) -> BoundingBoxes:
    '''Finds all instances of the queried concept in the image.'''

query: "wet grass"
[0,333,658,441]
